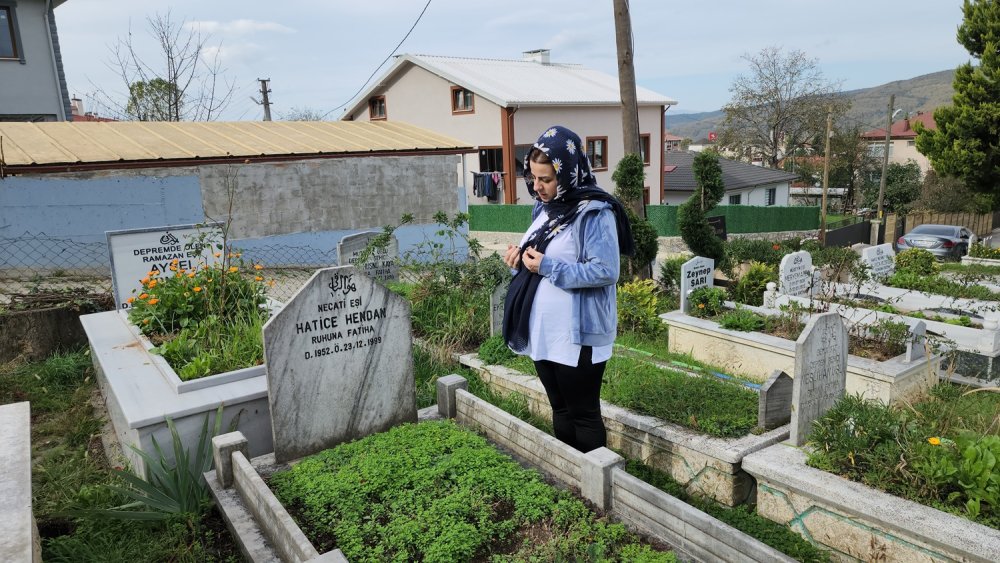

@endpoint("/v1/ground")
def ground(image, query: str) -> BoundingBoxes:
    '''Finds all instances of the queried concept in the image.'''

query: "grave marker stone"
[860,243,895,280]
[790,312,848,446]
[490,280,510,337]
[904,320,927,362]
[778,250,813,297]
[106,223,222,310]
[337,232,399,282]
[680,256,714,314]
[263,266,415,462]
[758,370,793,430]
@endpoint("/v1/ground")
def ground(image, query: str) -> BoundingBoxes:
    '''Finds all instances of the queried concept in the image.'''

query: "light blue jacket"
[531,199,620,347]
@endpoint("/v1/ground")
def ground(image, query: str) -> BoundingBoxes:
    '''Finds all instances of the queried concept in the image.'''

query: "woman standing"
[502,125,634,453]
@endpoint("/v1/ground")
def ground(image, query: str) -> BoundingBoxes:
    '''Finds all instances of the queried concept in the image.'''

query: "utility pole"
[257,78,272,121]
[872,94,894,245]
[613,0,642,216]
[819,106,833,245]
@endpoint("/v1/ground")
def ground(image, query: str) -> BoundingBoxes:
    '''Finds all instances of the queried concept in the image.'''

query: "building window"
[906,140,916,147]
[1,5,22,61]
[639,134,651,165]
[368,96,386,120]
[729,194,742,205]
[586,136,608,171]
[479,147,502,172]
[514,144,533,177]
[451,86,474,114]
[766,188,776,206]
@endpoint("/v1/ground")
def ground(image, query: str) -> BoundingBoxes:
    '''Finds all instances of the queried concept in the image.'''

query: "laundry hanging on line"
[472,171,503,200]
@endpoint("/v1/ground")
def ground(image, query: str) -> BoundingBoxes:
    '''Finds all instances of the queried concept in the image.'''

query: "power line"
[321,0,433,119]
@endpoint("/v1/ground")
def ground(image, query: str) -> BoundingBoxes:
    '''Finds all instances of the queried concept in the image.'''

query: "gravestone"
[904,320,927,362]
[489,281,509,337]
[860,243,895,280]
[758,370,793,430]
[778,250,813,297]
[337,232,399,282]
[106,223,223,310]
[263,266,415,462]
[790,312,848,446]
[680,256,714,314]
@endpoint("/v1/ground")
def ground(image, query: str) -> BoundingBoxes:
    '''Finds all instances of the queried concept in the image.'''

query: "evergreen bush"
[678,151,725,262]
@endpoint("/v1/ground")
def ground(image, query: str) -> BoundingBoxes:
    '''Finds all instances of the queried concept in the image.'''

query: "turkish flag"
[708,131,717,142]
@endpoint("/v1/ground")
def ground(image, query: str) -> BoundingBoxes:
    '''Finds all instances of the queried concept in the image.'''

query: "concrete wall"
[1,154,470,269]
[0,0,66,120]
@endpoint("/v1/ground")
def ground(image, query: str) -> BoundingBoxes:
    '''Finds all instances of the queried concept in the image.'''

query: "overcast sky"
[55,0,970,121]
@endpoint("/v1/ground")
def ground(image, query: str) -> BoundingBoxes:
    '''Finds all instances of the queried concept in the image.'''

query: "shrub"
[729,261,776,306]
[895,248,940,275]
[617,278,663,336]
[623,208,659,280]
[477,335,516,365]
[688,286,726,318]
[969,242,1000,259]
[718,307,766,332]
[726,238,799,269]
[658,256,686,294]
[678,151,725,261]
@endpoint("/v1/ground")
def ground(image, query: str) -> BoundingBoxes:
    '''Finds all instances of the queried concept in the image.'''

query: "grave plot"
[667,256,939,405]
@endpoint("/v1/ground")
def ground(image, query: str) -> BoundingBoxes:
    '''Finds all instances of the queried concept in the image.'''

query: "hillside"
[666,69,956,142]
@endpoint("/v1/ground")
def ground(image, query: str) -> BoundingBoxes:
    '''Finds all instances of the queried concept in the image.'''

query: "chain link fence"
[1,232,344,311]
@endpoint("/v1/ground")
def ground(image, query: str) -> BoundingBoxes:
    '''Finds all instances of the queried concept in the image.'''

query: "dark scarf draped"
[503,126,634,353]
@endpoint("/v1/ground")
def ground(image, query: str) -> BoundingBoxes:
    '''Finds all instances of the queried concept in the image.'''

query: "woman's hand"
[522,247,544,274]
[503,244,521,269]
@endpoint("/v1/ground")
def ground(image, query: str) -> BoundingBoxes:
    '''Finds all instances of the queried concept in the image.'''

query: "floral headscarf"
[524,126,596,201]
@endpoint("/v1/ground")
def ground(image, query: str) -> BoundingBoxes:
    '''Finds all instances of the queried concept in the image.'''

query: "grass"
[0,350,240,562]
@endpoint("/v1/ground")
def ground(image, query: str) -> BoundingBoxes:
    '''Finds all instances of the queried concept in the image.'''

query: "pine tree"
[915,0,1000,199]
[678,151,725,261]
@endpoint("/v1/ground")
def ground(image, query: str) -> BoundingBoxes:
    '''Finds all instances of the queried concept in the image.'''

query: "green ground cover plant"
[808,385,1000,529]
[0,350,239,561]
[624,461,832,562]
[895,248,941,276]
[729,261,777,306]
[886,269,1000,301]
[269,420,674,562]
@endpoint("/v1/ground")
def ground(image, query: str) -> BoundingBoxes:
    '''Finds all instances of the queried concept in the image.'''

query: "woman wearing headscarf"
[502,125,634,453]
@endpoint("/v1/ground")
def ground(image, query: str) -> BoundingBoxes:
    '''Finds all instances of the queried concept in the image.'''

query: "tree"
[915,0,1000,197]
[612,153,656,280]
[861,160,922,214]
[828,122,880,210]
[280,107,326,121]
[678,151,725,261]
[913,170,995,212]
[719,47,847,168]
[94,11,234,121]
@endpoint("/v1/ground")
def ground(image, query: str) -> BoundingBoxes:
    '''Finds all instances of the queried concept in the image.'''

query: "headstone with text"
[337,232,400,282]
[790,312,848,445]
[263,266,416,462]
[106,223,222,310]
[778,250,813,297]
[860,243,895,280]
[490,280,510,337]
[680,256,715,314]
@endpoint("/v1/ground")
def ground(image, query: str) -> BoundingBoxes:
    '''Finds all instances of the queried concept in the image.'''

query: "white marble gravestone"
[778,250,813,297]
[337,232,400,282]
[790,311,848,446]
[860,243,896,280]
[490,281,510,337]
[680,256,714,313]
[263,266,415,462]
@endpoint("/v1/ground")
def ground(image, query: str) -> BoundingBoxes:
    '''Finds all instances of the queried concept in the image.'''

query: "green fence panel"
[470,204,819,235]
[469,205,534,232]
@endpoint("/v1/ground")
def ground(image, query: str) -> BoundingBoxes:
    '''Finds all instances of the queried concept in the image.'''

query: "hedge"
[470,205,820,235]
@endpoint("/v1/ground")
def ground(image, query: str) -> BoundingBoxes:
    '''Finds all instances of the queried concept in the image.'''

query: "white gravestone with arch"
[778,250,813,297]
[860,243,896,280]
[106,223,222,310]
[263,266,416,463]
[790,312,848,446]
[680,256,714,314]
[337,231,400,282]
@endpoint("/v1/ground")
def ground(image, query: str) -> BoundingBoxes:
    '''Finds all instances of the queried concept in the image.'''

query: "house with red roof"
[861,111,936,175]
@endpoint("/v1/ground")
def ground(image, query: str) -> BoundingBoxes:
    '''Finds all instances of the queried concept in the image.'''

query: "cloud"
[185,19,295,35]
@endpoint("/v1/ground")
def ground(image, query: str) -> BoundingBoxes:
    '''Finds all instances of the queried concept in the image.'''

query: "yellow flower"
[139,293,149,299]
[928,437,941,446]
[267,280,276,288]
[171,259,179,265]
[254,264,264,270]
[187,272,196,278]
[169,265,177,271]
[255,276,263,281]
[143,318,150,324]
[193,286,202,292]
[214,252,222,258]
[148,298,159,305]
[697,303,705,309]
[127,297,135,304]
[229,266,238,273]
[206,278,213,283]
[151,270,160,277]
[147,270,157,277]
[140,276,150,285]
[148,280,158,288]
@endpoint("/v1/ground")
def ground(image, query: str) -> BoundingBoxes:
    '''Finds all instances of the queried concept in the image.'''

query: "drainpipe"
[43,0,68,121]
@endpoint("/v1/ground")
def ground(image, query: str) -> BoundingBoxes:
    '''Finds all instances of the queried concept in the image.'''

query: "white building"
[663,151,798,206]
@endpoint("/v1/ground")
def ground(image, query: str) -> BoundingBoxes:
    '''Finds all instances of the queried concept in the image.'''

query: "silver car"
[895,224,973,259]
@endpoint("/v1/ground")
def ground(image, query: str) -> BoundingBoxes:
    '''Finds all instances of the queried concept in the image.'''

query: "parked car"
[895,224,973,259]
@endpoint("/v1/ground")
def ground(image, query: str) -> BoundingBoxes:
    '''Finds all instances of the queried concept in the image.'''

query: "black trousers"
[534,346,608,453]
